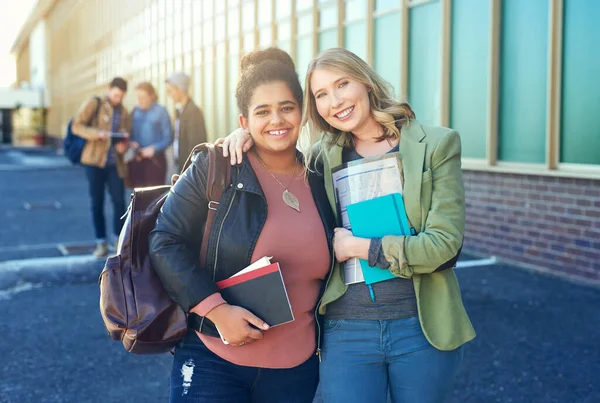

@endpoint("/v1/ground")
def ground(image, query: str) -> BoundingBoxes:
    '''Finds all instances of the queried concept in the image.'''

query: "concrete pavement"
[1,148,599,402]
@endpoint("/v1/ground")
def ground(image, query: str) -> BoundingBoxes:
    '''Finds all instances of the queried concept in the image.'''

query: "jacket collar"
[232,149,306,197]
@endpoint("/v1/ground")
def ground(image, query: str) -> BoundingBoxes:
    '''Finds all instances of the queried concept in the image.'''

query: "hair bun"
[240,47,296,72]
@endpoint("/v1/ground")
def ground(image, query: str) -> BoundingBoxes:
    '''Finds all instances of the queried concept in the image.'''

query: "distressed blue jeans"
[170,330,319,403]
[318,317,464,403]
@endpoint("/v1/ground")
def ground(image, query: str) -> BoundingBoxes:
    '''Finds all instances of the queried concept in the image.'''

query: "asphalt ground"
[1,261,598,403]
[0,149,119,261]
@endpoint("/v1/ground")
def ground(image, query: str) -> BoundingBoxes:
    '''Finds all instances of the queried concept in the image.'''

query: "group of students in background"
[71,73,207,258]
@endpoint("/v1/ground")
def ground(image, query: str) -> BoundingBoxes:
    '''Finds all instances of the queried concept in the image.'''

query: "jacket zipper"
[314,247,335,362]
[212,186,236,281]
[199,185,236,333]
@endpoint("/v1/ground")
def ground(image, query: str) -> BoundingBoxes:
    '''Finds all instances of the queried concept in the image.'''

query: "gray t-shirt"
[325,144,418,321]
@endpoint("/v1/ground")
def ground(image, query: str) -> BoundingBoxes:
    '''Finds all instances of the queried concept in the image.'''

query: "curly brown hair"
[235,47,303,117]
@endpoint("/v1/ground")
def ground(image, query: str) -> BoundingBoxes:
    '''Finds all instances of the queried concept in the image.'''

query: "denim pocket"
[323,319,345,334]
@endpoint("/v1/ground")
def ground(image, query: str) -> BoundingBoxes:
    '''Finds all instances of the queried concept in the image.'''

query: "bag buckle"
[208,201,219,211]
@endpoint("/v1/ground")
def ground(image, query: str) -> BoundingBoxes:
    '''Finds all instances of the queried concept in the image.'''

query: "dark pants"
[170,330,319,403]
[84,164,126,240]
[128,152,167,188]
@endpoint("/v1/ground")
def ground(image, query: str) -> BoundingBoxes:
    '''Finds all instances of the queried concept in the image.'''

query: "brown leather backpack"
[99,143,231,354]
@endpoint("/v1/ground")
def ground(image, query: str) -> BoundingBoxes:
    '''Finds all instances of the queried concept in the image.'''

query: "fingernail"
[262,323,269,330]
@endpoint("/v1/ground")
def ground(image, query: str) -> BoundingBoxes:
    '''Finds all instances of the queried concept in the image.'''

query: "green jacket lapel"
[399,121,426,232]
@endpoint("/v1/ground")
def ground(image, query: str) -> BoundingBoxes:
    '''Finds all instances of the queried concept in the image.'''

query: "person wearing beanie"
[165,73,208,171]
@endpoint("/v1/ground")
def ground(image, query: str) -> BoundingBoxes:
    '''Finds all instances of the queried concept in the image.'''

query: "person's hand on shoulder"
[215,128,254,165]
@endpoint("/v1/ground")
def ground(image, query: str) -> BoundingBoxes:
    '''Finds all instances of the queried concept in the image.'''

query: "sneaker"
[93,242,109,258]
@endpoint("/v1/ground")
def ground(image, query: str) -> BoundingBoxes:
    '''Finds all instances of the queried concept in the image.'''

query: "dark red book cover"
[216,263,294,327]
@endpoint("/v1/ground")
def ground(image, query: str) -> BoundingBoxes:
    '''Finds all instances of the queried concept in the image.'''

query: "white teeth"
[268,129,288,135]
[336,107,353,119]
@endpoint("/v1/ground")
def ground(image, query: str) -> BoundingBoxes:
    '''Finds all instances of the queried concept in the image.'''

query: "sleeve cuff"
[190,293,227,316]
[382,235,413,278]
[368,238,391,269]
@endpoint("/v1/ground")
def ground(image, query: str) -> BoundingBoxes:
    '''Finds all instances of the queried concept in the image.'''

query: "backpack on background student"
[63,96,101,164]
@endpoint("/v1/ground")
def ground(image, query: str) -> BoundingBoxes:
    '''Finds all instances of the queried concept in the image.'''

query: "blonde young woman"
[219,48,475,403]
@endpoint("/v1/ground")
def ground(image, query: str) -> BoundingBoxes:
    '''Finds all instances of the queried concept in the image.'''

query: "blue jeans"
[84,164,125,240]
[318,317,464,403]
[170,330,319,403]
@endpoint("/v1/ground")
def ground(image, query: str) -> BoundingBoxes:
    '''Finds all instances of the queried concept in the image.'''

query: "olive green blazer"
[316,119,476,351]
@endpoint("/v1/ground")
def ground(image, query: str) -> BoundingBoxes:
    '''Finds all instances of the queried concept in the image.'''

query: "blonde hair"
[301,48,415,167]
[136,82,158,102]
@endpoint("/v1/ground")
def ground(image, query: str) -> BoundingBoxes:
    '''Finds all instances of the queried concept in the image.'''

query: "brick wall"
[462,170,600,283]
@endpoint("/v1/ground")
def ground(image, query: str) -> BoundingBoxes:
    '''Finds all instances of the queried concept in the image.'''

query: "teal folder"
[346,193,412,285]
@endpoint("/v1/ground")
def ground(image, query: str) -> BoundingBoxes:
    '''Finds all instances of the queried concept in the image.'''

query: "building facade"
[11,0,600,283]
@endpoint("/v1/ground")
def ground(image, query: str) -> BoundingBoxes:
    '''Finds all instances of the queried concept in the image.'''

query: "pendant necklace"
[255,153,301,212]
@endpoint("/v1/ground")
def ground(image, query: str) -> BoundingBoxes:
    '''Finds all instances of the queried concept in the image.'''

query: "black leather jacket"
[149,151,336,339]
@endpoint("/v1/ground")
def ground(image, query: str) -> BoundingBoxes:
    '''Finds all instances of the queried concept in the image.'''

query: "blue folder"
[346,193,412,285]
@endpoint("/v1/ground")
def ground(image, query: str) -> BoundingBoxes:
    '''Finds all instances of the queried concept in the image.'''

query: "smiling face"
[309,68,376,135]
[239,80,301,156]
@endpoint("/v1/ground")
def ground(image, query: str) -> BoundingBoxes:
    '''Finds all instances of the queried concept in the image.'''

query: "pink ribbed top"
[196,152,330,368]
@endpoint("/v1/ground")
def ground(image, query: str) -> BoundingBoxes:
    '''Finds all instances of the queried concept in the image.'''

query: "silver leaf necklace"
[255,153,301,212]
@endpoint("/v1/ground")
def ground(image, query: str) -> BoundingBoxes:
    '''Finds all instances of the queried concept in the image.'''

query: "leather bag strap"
[199,146,231,269]
[175,143,231,269]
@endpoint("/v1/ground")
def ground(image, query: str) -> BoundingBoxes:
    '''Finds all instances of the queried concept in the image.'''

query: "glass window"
[203,20,214,46]
[319,29,337,51]
[346,0,367,22]
[278,41,291,54]
[258,0,272,25]
[320,6,338,29]
[183,30,192,52]
[158,40,166,62]
[166,37,174,59]
[498,0,548,163]
[278,21,291,42]
[174,35,183,56]
[276,1,292,19]
[193,1,202,23]
[203,0,214,19]
[449,0,489,159]
[408,1,441,126]
[193,64,202,102]
[260,27,273,48]
[203,56,214,139]
[229,53,240,129]
[242,1,255,31]
[296,35,313,83]
[375,0,401,13]
[344,21,367,61]
[243,31,255,52]
[215,56,227,137]
[560,0,600,165]
[215,14,226,42]
[229,38,240,56]
[374,12,401,96]
[228,6,240,37]
[297,14,314,36]
[193,25,202,49]
[297,0,312,12]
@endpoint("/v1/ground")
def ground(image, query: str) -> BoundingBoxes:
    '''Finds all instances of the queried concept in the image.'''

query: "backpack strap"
[88,96,102,126]
[179,143,231,269]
